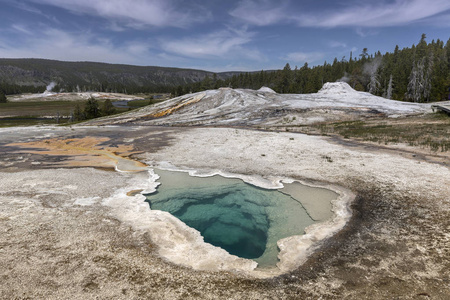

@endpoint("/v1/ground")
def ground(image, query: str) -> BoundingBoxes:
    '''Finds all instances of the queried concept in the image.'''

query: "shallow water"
[145,169,337,268]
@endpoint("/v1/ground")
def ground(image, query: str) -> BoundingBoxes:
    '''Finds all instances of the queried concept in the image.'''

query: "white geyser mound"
[258,86,276,93]
[318,82,359,95]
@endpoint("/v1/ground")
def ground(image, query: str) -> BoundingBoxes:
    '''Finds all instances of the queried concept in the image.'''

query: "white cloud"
[26,0,208,28]
[7,0,60,23]
[229,0,290,26]
[300,0,450,28]
[355,28,379,38]
[0,22,265,70]
[282,52,324,64]
[204,63,265,73]
[106,21,127,32]
[160,28,264,61]
[230,0,450,28]
[416,12,450,27]
[329,41,347,48]
[11,24,33,35]
[0,26,154,65]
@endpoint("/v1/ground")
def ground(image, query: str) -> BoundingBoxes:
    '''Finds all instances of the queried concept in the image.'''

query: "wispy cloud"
[7,0,60,23]
[0,23,265,69]
[11,24,33,35]
[329,41,347,48]
[415,11,450,27]
[300,0,450,28]
[229,0,290,26]
[0,26,153,65]
[230,0,450,28]
[25,0,209,28]
[355,28,380,38]
[281,52,324,64]
[160,28,264,61]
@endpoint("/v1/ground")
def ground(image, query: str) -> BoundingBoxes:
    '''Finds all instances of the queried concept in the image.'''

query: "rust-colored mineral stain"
[7,136,148,172]
[126,189,144,196]
[148,94,204,118]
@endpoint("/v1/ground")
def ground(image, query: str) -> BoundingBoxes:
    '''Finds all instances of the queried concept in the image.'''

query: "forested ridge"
[177,34,450,103]
[0,58,238,96]
[1,34,449,103]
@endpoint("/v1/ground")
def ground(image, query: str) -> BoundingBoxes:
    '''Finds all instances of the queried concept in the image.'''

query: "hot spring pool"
[145,169,338,268]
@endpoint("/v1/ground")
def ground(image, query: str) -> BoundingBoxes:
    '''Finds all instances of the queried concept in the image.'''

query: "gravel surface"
[1,124,449,299]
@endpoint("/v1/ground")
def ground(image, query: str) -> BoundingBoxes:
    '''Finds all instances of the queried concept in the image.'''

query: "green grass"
[0,101,86,116]
[314,114,450,152]
[0,92,173,127]
[0,100,129,127]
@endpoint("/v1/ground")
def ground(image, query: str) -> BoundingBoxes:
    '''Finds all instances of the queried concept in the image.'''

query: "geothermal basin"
[145,169,339,269]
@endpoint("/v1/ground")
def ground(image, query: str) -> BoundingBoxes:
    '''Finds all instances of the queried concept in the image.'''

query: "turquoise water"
[145,169,337,267]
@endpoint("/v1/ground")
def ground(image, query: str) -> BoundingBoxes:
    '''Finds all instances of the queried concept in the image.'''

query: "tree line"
[0,82,44,101]
[173,34,450,103]
[0,58,222,96]
[1,34,449,103]
[71,97,116,122]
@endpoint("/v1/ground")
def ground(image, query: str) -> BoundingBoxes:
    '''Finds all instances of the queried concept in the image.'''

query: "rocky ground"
[1,85,449,299]
[84,83,431,127]
[7,91,146,102]
[0,124,448,299]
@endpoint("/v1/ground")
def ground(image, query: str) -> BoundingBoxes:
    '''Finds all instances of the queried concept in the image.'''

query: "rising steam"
[46,82,57,92]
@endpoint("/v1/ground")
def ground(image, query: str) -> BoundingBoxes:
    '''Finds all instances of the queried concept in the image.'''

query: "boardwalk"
[432,102,450,115]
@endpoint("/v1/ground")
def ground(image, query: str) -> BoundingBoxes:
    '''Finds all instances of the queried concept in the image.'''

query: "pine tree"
[360,48,369,61]
[407,37,434,102]
[423,52,434,102]
[407,58,422,102]
[0,91,7,103]
[101,99,116,116]
[277,63,293,93]
[201,75,212,90]
[163,34,448,101]
[84,96,101,119]
[74,104,84,121]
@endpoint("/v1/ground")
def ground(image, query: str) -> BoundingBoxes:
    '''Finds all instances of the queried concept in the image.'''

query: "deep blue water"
[145,170,332,266]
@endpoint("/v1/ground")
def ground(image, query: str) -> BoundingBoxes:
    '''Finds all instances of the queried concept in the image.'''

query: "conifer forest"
[177,34,450,103]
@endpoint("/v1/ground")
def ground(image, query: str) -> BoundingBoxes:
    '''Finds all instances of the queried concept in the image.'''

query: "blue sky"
[0,0,449,72]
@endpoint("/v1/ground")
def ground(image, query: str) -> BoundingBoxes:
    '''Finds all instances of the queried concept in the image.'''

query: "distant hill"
[0,58,240,94]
